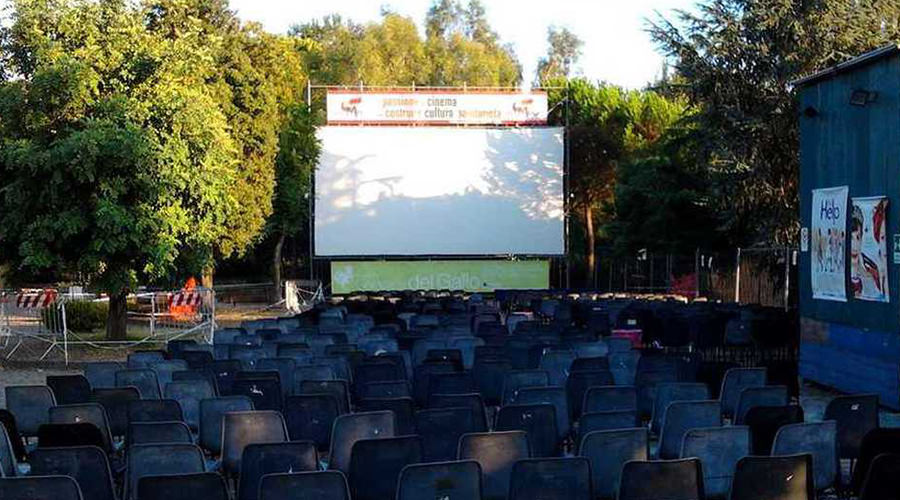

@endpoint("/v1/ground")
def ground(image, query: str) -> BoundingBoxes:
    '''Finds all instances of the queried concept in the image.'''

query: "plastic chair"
[129,421,193,445]
[565,370,614,420]
[415,407,477,462]
[84,362,122,389]
[164,380,214,431]
[173,350,215,371]
[237,442,318,500]
[744,405,804,455]
[256,358,296,398]
[459,431,529,500]
[681,426,750,499]
[651,382,709,433]
[427,372,476,399]
[397,460,482,500]
[859,453,900,500]
[348,436,423,500]
[0,409,27,463]
[852,428,900,494]
[540,350,577,386]
[128,351,166,368]
[0,476,83,500]
[150,360,189,390]
[824,394,879,460]
[429,393,488,432]
[359,380,410,399]
[5,385,56,436]
[577,410,639,443]
[513,386,570,440]
[91,387,140,438]
[328,410,395,473]
[474,359,512,405]
[578,428,647,500]
[582,386,637,413]
[729,454,814,500]
[299,380,350,415]
[618,458,704,500]
[231,376,282,411]
[48,403,114,452]
[501,370,550,405]
[284,394,341,450]
[136,472,228,500]
[635,368,679,419]
[30,446,115,500]
[37,423,106,450]
[116,369,161,400]
[719,367,766,418]
[508,457,593,500]
[496,404,558,457]
[658,400,721,459]
[258,471,350,500]
[207,360,242,395]
[0,424,19,477]
[357,397,416,436]
[172,369,219,396]
[221,411,288,477]
[609,351,640,386]
[126,443,205,500]
[198,395,254,455]
[47,375,92,405]
[771,421,838,492]
[734,385,789,425]
[127,399,183,424]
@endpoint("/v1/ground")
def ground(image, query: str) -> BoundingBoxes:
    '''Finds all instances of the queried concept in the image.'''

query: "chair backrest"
[284,394,341,450]
[824,394,879,460]
[415,407,477,462]
[0,424,18,477]
[48,403,113,451]
[513,386,570,440]
[150,360,189,389]
[360,380,411,400]
[47,375,92,406]
[859,452,900,500]
[256,358,296,397]
[0,476,83,500]
[258,471,350,500]
[609,351,641,386]
[5,385,56,436]
[658,400,722,459]
[495,404,558,458]
[681,426,750,499]
[164,380,214,432]
[127,443,205,500]
[427,372,476,399]
[458,431,530,500]
[127,399,183,424]
[30,446,115,500]
[651,383,709,433]
[577,410,639,443]
[734,385,789,425]
[128,351,166,368]
[136,472,228,500]
[853,428,900,493]
[221,411,288,476]
[429,393,487,432]
[566,370,615,421]
[208,360,243,395]
[578,428,648,500]
[357,397,416,436]
[772,421,838,491]
[129,421,193,445]
[84,362,121,390]
[347,436,424,500]
[300,380,350,415]
[115,369,161,400]
[729,454,813,500]
[231,377,282,412]
[473,359,513,406]
[744,405,804,455]
[198,396,254,455]
[508,457,592,500]
[618,458,703,500]
[91,387,140,438]
[328,410,396,473]
[397,460,482,500]
[237,442,318,500]
[635,369,679,418]
[0,409,26,464]
[719,367,766,417]
[540,351,577,386]
[583,386,637,413]
[502,370,550,405]
[37,423,106,450]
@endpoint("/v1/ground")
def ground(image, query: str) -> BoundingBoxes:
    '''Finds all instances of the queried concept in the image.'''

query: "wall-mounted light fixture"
[850,89,878,107]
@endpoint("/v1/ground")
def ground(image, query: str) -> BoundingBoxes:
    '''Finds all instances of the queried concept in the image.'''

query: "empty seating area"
[0,293,892,499]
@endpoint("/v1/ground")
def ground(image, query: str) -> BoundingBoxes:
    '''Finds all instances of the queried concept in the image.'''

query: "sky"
[229,0,697,89]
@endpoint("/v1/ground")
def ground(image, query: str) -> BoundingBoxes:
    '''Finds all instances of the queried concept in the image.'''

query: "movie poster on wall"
[851,196,889,302]
[811,186,849,301]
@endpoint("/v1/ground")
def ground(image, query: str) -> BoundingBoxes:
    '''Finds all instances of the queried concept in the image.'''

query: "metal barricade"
[127,287,215,344]
[0,289,68,362]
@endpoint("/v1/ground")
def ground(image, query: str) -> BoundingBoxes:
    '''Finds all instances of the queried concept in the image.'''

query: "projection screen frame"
[305,84,571,289]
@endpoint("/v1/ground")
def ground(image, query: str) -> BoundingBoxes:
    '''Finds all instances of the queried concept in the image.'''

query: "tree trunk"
[201,266,214,289]
[273,232,285,303]
[106,291,128,341]
[585,204,596,288]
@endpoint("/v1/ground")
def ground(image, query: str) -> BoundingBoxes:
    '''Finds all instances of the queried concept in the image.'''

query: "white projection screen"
[314,126,565,256]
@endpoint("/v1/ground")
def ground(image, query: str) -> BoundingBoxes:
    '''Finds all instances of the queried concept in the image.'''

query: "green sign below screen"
[330,260,549,294]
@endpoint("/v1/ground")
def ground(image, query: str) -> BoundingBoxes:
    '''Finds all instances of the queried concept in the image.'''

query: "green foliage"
[270,105,321,238]
[535,26,583,84]
[53,300,109,332]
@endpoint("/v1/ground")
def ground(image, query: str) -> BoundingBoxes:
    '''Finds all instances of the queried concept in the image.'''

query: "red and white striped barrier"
[170,290,202,307]
[15,290,57,309]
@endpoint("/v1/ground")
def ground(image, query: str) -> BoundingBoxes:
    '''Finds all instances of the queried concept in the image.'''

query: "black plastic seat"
[221,411,288,477]
[0,424,20,477]
[413,362,457,407]
[231,376,283,411]
[427,372,476,399]
[256,358,297,398]
[508,457,593,500]
[429,393,488,432]
[164,379,215,432]
[258,471,350,500]
[198,396,254,455]
[348,436,424,500]
[37,423,106,450]
[618,458,704,500]
[415,407,477,462]
[0,409,27,462]
[513,386,570,441]
[174,350,215,370]
[357,397,416,436]
[128,350,166,368]
[126,443,205,500]
[734,385,789,425]
[48,403,114,452]
[237,442,318,500]
[473,359,512,405]
[0,476,83,500]
[30,446,115,500]
[5,385,56,437]
[358,380,410,399]
[299,380,350,414]
[579,428,648,500]
[327,411,396,473]
[851,428,900,494]
[566,370,614,420]
[284,394,341,451]
[85,362,122,389]
[729,454,813,500]
[129,421,193,445]
[859,453,900,500]
[115,369,162,399]
[459,431,530,500]
[501,370,550,405]
[208,360,242,395]
[137,472,228,500]
[496,404,559,457]
[127,399,184,424]
[47,375,92,405]
[744,405,804,455]
[824,394,879,460]
[91,387,141,438]
[396,460,482,500]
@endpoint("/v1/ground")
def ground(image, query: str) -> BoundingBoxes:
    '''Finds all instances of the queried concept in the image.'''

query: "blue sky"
[229,0,697,89]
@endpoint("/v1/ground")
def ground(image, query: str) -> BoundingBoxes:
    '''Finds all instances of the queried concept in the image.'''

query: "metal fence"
[0,289,68,362]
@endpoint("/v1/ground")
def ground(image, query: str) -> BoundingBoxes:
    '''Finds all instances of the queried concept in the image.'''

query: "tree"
[290,15,364,85]
[535,26,583,84]
[649,0,900,245]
